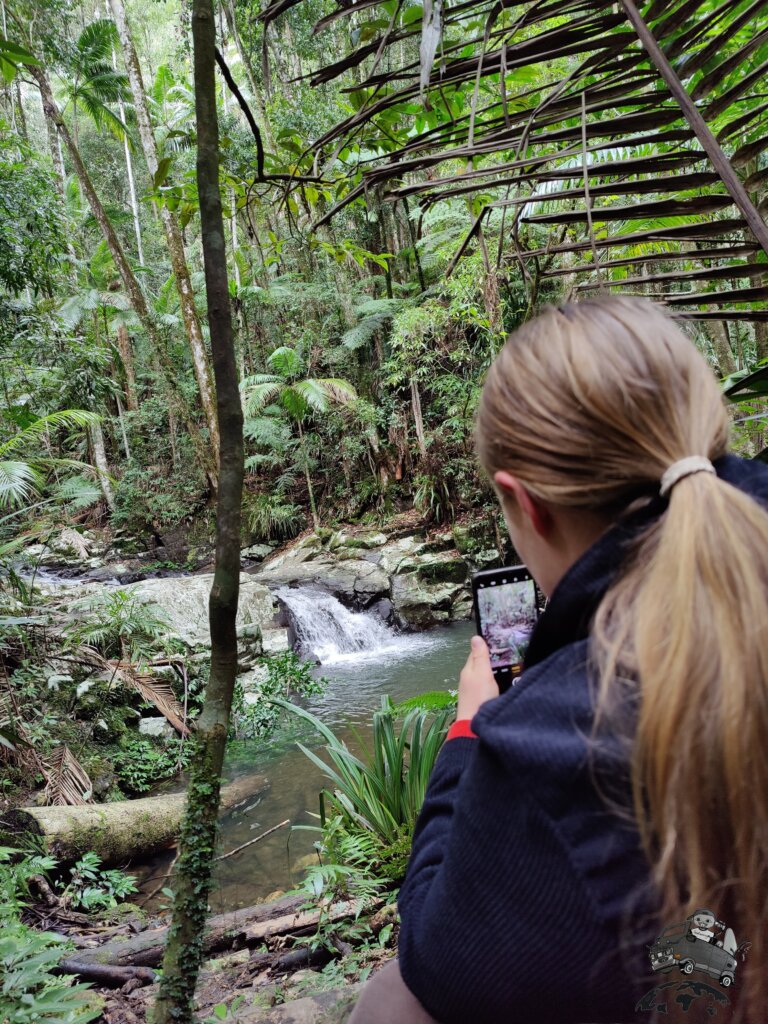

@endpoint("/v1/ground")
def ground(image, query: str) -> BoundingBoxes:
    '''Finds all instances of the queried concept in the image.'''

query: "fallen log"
[1,772,268,864]
[58,893,380,980]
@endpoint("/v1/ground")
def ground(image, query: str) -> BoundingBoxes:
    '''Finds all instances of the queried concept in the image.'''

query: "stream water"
[24,564,475,912]
[138,606,474,914]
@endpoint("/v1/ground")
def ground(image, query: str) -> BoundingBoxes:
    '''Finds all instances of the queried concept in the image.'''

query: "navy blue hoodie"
[397,453,768,1024]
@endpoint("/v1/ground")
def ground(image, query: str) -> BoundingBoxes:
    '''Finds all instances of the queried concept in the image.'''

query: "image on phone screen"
[477,578,538,671]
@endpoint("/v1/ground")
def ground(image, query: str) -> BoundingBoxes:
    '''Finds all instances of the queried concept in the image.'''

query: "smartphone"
[471,565,542,692]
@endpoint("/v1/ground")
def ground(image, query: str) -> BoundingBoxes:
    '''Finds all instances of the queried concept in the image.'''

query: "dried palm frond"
[42,744,94,806]
[55,527,91,559]
[76,646,190,736]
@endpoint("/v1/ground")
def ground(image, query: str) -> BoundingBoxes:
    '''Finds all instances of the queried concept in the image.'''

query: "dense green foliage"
[286,696,452,884]
[0,845,139,1022]
[1,0,767,1012]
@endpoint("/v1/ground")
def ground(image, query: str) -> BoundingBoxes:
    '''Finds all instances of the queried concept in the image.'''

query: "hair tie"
[660,456,716,498]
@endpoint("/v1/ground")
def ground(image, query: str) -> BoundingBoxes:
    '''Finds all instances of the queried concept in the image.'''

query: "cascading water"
[275,585,433,665]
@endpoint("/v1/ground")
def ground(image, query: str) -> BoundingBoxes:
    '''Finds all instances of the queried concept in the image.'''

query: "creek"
[123,585,475,913]
[22,560,475,910]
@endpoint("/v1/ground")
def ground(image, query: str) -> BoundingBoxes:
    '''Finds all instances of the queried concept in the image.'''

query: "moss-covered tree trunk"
[152,0,244,1017]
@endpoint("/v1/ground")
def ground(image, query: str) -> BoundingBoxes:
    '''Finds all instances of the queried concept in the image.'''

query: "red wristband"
[446,719,478,741]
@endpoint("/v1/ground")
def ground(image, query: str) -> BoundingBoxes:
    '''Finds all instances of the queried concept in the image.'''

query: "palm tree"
[241,346,357,530]
[61,20,132,146]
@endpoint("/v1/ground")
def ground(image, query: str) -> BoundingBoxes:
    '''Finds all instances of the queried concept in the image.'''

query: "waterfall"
[275,586,409,665]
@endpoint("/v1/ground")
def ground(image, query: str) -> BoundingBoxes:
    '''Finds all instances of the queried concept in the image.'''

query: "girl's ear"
[493,470,553,537]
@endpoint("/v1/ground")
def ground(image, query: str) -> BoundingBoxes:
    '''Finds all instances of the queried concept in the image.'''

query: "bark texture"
[116,323,139,411]
[58,894,366,974]
[153,0,244,1016]
[109,0,220,477]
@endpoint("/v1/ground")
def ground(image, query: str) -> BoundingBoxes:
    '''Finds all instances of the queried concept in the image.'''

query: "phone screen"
[476,575,538,672]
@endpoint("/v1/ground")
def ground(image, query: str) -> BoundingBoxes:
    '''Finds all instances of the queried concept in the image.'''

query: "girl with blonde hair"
[349,295,768,1023]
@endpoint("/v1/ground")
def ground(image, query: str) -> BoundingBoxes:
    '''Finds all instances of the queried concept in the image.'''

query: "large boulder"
[390,574,468,629]
[254,528,483,629]
[123,574,278,649]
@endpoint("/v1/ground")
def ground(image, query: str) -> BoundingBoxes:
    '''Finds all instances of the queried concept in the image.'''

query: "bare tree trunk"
[90,420,115,510]
[115,324,139,411]
[44,110,66,197]
[296,418,319,530]
[109,0,221,473]
[153,0,244,1017]
[30,64,217,492]
[115,391,132,461]
[410,377,428,458]
[118,79,144,264]
[705,320,737,377]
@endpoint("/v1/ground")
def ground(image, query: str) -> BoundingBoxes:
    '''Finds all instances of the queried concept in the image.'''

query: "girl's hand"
[457,635,499,721]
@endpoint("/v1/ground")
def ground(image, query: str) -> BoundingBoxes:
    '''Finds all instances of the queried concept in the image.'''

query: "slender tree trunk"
[90,421,116,510]
[109,0,221,472]
[116,324,139,411]
[705,321,737,377]
[30,64,217,492]
[152,0,244,1017]
[13,79,27,143]
[410,377,428,458]
[169,404,179,470]
[43,106,66,199]
[114,391,132,461]
[119,87,144,264]
[296,418,319,530]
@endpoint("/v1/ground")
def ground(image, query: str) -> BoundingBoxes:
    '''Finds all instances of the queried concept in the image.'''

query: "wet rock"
[258,550,389,607]
[390,576,465,629]
[413,531,456,555]
[239,666,270,691]
[45,673,73,691]
[262,628,291,654]
[369,597,394,624]
[472,547,503,570]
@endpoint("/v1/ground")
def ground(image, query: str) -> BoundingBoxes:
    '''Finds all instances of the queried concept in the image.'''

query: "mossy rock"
[416,556,468,584]
[452,521,495,556]
[343,532,388,549]
[413,532,455,555]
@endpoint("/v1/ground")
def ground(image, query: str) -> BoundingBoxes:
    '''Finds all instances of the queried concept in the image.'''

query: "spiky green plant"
[278,696,452,847]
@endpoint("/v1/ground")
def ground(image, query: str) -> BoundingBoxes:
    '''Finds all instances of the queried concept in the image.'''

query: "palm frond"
[77,647,189,736]
[43,745,94,806]
[0,410,100,459]
[316,378,359,406]
[0,462,43,509]
[267,345,305,378]
[342,310,396,350]
[52,476,105,512]
[75,19,120,65]
[241,380,283,415]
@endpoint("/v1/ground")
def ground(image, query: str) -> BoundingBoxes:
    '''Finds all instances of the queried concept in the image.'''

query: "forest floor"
[44,891,396,1023]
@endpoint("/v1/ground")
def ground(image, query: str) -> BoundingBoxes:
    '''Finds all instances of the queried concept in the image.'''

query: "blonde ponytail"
[475,296,768,1021]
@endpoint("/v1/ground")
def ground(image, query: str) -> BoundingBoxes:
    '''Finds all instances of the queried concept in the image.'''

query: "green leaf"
[154,156,173,189]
